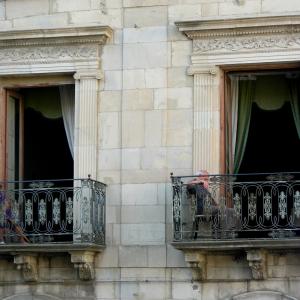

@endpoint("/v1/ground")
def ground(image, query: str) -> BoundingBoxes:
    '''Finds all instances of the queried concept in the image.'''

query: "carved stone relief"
[193,34,300,53]
[0,45,98,65]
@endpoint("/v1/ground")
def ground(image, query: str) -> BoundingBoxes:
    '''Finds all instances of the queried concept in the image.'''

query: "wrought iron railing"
[0,178,106,245]
[171,173,300,241]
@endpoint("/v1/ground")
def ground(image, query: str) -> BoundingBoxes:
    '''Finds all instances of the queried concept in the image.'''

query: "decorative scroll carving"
[70,251,96,281]
[184,251,207,281]
[0,45,98,65]
[193,34,300,53]
[246,249,267,280]
[14,254,38,282]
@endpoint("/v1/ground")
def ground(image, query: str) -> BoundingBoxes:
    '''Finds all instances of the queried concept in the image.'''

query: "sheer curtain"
[59,85,75,159]
[233,80,256,173]
[288,79,300,139]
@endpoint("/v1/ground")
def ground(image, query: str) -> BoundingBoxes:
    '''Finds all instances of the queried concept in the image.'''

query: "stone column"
[188,66,220,174]
[73,70,102,243]
[73,70,102,180]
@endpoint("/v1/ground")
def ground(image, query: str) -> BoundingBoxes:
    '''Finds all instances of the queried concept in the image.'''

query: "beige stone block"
[262,0,300,12]
[122,148,141,170]
[103,45,122,70]
[202,3,219,17]
[106,8,123,29]
[53,0,91,12]
[121,169,168,184]
[105,0,122,9]
[106,184,121,206]
[124,26,167,43]
[248,279,288,294]
[123,89,153,111]
[217,282,247,300]
[98,170,121,185]
[121,268,166,281]
[121,223,165,245]
[6,0,49,19]
[171,41,192,67]
[167,147,192,169]
[166,110,193,146]
[121,205,165,223]
[122,183,158,205]
[124,43,167,69]
[12,13,68,29]
[123,69,146,90]
[94,283,118,299]
[168,87,193,109]
[148,245,167,267]
[99,149,121,170]
[0,20,13,31]
[154,89,167,110]
[122,111,145,147]
[104,70,122,91]
[124,6,167,28]
[172,282,195,299]
[95,267,121,280]
[145,110,164,146]
[166,244,186,267]
[219,0,260,15]
[124,0,168,7]
[140,282,169,299]
[106,205,121,224]
[100,91,121,112]
[69,10,104,24]
[0,1,4,20]
[99,112,120,149]
[141,148,167,169]
[119,246,148,267]
[168,4,202,23]
[168,67,193,88]
[145,68,167,88]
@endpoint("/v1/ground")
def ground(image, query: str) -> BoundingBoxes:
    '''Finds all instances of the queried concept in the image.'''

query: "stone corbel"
[246,249,267,280]
[14,254,38,282]
[70,251,96,281]
[185,251,207,281]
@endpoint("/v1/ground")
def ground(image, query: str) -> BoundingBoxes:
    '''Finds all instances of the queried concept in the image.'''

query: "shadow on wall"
[226,291,298,300]
[1,295,62,300]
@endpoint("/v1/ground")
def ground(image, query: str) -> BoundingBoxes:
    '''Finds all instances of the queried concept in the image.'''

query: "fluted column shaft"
[192,67,220,174]
[74,71,102,179]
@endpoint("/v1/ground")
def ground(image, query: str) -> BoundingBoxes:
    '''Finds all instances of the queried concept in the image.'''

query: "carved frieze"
[193,34,300,53]
[0,45,98,65]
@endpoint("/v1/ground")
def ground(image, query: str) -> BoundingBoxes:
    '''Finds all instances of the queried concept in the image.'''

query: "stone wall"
[1,0,300,300]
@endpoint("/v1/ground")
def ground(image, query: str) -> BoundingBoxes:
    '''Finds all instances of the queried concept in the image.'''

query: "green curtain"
[234,80,256,173]
[288,79,300,139]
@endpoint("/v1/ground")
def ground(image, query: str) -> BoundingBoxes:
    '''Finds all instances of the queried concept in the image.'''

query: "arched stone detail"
[230,291,299,300]
[1,294,62,300]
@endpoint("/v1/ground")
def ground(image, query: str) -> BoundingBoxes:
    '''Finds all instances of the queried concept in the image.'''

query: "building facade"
[0,0,300,300]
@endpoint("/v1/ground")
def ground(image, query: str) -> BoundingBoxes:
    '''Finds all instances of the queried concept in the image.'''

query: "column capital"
[74,70,103,80]
[187,65,218,76]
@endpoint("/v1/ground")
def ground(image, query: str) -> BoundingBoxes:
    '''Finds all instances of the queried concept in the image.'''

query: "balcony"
[171,173,300,279]
[0,177,106,281]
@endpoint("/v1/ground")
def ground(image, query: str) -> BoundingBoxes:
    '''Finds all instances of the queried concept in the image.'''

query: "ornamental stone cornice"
[0,26,113,47]
[176,15,300,58]
[0,26,113,75]
[175,15,300,40]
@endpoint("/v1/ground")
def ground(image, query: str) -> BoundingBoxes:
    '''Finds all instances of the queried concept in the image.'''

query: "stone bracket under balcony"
[176,240,300,281]
[3,244,104,282]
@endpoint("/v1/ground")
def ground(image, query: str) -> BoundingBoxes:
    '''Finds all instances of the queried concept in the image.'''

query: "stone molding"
[231,291,299,300]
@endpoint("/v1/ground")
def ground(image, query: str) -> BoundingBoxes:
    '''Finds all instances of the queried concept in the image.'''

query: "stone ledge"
[172,238,300,252]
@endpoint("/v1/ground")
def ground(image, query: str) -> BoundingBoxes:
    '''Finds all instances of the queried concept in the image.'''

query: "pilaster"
[73,70,102,179]
[189,66,220,174]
